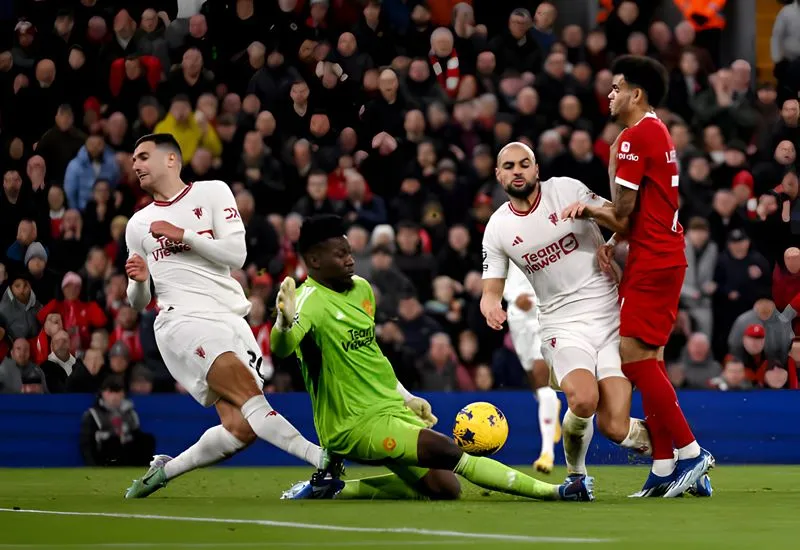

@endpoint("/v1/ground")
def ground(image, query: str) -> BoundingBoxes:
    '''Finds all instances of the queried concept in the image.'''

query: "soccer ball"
[453,401,509,456]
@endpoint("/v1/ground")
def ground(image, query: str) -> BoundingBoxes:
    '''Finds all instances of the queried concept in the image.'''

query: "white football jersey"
[126,180,251,317]
[482,177,618,327]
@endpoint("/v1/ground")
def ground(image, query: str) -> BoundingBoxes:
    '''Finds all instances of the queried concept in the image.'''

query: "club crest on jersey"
[548,213,558,226]
[621,141,631,152]
[550,338,557,348]
[193,207,203,219]
[195,346,206,359]
[521,233,579,273]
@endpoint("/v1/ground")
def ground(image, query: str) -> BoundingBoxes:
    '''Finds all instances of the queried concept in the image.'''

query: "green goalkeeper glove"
[405,396,438,428]
[275,277,296,330]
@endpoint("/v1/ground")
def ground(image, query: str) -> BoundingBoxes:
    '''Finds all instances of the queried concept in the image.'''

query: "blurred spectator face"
[247,41,266,69]
[572,63,592,86]
[87,248,108,277]
[775,140,796,165]
[724,148,746,167]
[182,48,203,77]
[189,14,207,38]
[17,220,36,245]
[516,87,538,114]
[726,235,749,259]
[44,313,63,336]
[139,103,160,127]
[235,192,255,222]
[785,247,800,274]
[307,173,328,201]
[0,51,11,71]
[55,106,74,131]
[27,254,46,277]
[781,99,799,126]
[86,135,105,159]
[426,102,448,130]
[688,156,710,181]
[448,226,470,252]
[196,94,218,121]
[791,340,800,362]
[463,271,481,297]
[627,32,648,56]
[713,189,736,217]
[686,333,710,361]
[311,0,329,22]
[124,56,145,80]
[534,3,555,30]
[410,3,431,24]
[538,131,563,159]
[217,119,237,141]
[679,51,699,76]
[298,39,317,62]
[337,32,357,57]
[256,111,276,137]
[11,338,30,365]
[493,121,513,143]
[429,334,452,363]
[102,386,125,408]
[55,13,74,37]
[404,110,425,136]
[140,9,158,33]
[284,214,303,243]
[398,297,422,321]
[35,59,56,86]
[649,21,672,51]
[62,209,82,235]
[51,330,70,358]
[400,177,421,195]
[347,226,368,253]
[107,113,127,140]
[474,365,493,390]
[743,332,765,355]
[408,59,429,83]
[362,68,379,93]
[370,249,392,271]
[433,276,454,303]
[293,139,311,167]
[87,16,107,42]
[569,130,592,159]
[62,278,81,300]
[11,278,31,304]
[290,81,309,105]
[758,193,778,217]
[617,1,639,25]
[190,148,212,175]
[417,142,436,168]
[670,123,690,151]
[562,25,582,48]
[378,70,399,100]
[339,128,358,152]
[675,21,695,47]
[68,46,85,69]
[114,9,136,39]
[754,298,775,320]
[397,226,419,254]
[107,274,127,301]
[586,31,607,55]
[731,60,750,89]
[559,95,581,122]
[476,51,495,75]
[310,114,330,137]
[222,93,242,115]
[509,10,530,39]
[764,365,788,389]
[431,28,454,57]
[453,101,476,127]
[757,85,777,106]
[722,360,746,386]
[169,98,191,123]
[703,125,724,151]
[243,131,263,158]
[83,349,105,375]
[4,170,22,199]
[345,172,366,200]
[686,223,709,249]
[544,52,566,79]
[109,351,130,374]
[458,331,478,361]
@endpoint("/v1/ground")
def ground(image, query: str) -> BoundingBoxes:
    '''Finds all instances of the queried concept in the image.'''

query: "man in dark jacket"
[80,375,155,466]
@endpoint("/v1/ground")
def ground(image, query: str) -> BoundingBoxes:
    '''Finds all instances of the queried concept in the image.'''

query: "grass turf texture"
[0,466,796,549]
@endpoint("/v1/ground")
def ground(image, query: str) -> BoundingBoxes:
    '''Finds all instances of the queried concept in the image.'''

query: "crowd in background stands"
[1,0,799,399]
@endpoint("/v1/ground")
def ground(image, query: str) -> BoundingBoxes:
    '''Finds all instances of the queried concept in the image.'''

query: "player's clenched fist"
[405,396,438,428]
[125,254,149,282]
[480,297,507,331]
[275,277,296,330]
[150,221,184,242]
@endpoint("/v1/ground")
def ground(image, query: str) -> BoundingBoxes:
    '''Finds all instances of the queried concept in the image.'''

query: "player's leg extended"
[530,360,561,474]
[207,352,323,468]
[339,466,460,501]
[595,376,651,454]
[125,400,255,498]
[552,347,598,477]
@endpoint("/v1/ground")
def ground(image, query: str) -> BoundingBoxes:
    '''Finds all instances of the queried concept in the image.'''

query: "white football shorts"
[507,310,543,371]
[539,308,624,391]
[154,309,265,407]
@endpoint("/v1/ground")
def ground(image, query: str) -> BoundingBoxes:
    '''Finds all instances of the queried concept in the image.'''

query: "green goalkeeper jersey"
[270,275,405,452]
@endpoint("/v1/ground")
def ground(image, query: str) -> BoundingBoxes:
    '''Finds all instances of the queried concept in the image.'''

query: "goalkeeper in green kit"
[273,215,593,502]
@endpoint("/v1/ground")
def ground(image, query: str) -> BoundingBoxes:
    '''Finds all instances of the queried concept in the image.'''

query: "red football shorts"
[619,266,686,348]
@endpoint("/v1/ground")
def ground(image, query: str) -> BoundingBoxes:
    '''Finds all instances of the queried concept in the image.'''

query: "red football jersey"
[614,112,686,270]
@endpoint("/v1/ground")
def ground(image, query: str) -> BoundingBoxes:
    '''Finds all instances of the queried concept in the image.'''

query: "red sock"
[623,358,696,454]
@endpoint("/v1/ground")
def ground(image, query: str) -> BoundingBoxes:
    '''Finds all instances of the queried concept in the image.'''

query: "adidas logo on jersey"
[512,235,524,246]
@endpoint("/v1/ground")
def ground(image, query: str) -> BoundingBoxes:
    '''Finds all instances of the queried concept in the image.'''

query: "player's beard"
[504,178,538,199]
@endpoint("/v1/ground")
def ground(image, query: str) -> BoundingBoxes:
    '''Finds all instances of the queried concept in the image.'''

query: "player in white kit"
[480,142,651,481]
[123,134,324,498]
[504,261,562,474]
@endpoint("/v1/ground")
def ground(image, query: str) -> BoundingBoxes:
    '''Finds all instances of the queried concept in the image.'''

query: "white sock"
[619,418,652,457]
[562,409,594,475]
[241,395,323,468]
[652,458,676,477]
[676,441,701,460]
[536,387,559,456]
[163,425,247,480]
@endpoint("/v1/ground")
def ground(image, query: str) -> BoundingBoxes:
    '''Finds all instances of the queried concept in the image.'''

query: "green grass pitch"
[0,465,797,549]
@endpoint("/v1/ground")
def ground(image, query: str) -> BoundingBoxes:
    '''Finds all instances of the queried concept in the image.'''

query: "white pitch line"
[0,542,476,549]
[0,508,612,544]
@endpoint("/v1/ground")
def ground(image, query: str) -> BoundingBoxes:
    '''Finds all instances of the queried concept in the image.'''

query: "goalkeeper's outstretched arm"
[270,278,311,358]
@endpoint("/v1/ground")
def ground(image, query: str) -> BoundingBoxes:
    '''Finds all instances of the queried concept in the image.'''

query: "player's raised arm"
[270,277,315,358]
[480,225,509,331]
[182,181,247,269]
[124,220,152,311]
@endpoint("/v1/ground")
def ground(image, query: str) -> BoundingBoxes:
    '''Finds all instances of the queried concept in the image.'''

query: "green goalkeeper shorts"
[339,407,426,465]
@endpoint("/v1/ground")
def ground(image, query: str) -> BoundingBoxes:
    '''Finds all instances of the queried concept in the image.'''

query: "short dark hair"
[298,214,346,256]
[57,103,73,115]
[133,133,183,162]
[610,55,669,107]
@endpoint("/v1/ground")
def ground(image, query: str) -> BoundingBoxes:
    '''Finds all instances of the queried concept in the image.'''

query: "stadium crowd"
[0,0,799,398]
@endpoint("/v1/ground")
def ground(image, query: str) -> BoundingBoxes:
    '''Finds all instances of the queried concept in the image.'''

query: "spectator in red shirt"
[109,305,143,364]
[31,312,63,365]
[38,272,107,354]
